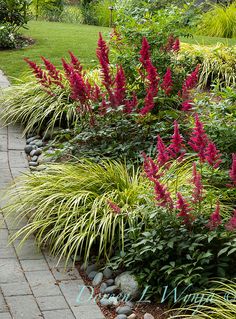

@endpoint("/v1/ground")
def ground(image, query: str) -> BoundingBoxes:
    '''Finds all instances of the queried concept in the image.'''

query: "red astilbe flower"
[124,92,138,114]
[142,152,162,181]
[181,65,200,111]
[192,162,203,203]
[168,120,185,159]
[157,135,170,166]
[204,141,222,169]
[69,70,88,105]
[62,58,73,78]
[139,88,155,116]
[69,51,83,74]
[24,58,49,87]
[96,33,115,106]
[176,192,193,225]
[154,180,173,209]
[41,57,64,88]
[225,210,236,231]
[90,84,101,102]
[107,200,121,214]
[98,97,108,116]
[188,114,209,162]
[114,65,127,107]
[207,201,222,230]
[164,34,175,52]
[146,60,159,96]
[139,37,151,69]
[172,38,180,52]
[229,153,236,187]
[161,68,173,96]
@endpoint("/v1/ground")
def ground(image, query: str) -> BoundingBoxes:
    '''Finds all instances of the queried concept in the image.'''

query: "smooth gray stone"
[86,264,97,275]
[115,315,127,319]
[29,161,38,167]
[106,279,114,286]
[88,271,98,280]
[31,156,38,162]
[116,306,132,315]
[92,272,103,286]
[100,282,107,294]
[24,145,33,154]
[100,298,113,306]
[35,140,44,147]
[103,267,113,279]
[104,285,119,294]
[26,136,40,144]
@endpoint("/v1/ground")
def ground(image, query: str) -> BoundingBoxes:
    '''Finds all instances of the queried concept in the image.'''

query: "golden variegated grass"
[167,279,236,318]
[0,81,79,135]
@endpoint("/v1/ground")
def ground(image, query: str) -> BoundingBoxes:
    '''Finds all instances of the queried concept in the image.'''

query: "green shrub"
[0,24,18,49]
[5,160,148,265]
[199,2,236,38]
[59,5,84,24]
[0,0,29,31]
[31,0,64,21]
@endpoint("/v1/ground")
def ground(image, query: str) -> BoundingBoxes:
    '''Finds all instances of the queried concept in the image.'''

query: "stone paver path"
[0,71,105,318]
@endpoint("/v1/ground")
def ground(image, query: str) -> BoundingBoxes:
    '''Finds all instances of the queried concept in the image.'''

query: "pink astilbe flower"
[161,68,173,96]
[229,153,236,187]
[139,89,155,115]
[157,135,170,166]
[204,141,222,169]
[91,84,101,102]
[124,92,138,114]
[139,37,151,69]
[164,34,175,52]
[176,192,193,225]
[146,60,159,96]
[24,58,49,87]
[181,65,200,111]
[172,38,180,52]
[41,57,64,88]
[69,51,83,74]
[192,162,203,203]
[188,114,209,162]
[207,201,222,230]
[225,210,236,231]
[107,200,121,214]
[154,180,173,209]
[114,65,126,107]
[142,152,161,181]
[168,120,185,159]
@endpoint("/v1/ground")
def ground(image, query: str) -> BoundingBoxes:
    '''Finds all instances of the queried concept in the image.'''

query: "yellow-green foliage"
[179,43,236,88]
[199,2,236,38]
[169,279,236,318]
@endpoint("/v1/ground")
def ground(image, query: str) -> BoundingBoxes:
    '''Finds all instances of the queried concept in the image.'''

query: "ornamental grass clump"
[4,160,148,265]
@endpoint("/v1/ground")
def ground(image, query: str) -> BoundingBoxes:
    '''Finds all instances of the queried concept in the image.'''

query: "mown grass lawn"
[0,20,235,83]
[0,21,110,82]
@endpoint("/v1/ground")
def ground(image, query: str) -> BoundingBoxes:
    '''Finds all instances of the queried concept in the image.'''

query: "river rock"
[100,282,107,294]
[86,264,97,275]
[106,279,114,286]
[92,272,103,286]
[116,306,132,315]
[104,285,119,294]
[100,297,113,307]
[29,162,38,167]
[24,145,33,154]
[127,314,136,319]
[144,314,154,319]
[35,140,44,147]
[103,267,113,279]
[115,315,127,319]
[31,155,38,162]
[26,136,40,144]
[115,272,140,299]
[88,271,98,280]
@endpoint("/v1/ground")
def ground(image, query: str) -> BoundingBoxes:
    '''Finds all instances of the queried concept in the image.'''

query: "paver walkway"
[0,71,105,318]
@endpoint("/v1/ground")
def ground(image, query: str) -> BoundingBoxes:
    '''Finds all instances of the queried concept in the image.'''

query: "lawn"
[0,20,110,82]
[0,20,235,82]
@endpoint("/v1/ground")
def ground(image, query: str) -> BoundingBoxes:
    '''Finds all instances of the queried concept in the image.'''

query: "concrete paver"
[0,71,105,318]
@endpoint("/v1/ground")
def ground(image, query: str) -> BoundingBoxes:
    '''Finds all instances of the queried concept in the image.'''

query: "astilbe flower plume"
[176,192,193,225]
[192,162,203,203]
[124,92,138,114]
[207,201,222,230]
[24,58,49,87]
[139,89,155,116]
[229,153,236,187]
[168,120,185,159]
[69,70,88,105]
[41,56,64,88]
[157,135,169,166]
[114,65,126,107]
[204,141,222,168]
[172,39,180,52]
[181,65,200,111]
[139,37,151,69]
[96,33,115,106]
[225,210,236,231]
[98,98,108,116]
[154,180,173,209]
[107,200,121,214]
[164,34,175,52]
[61,58,73,78]
[142,152,161,181]
[161,68,173,96]
[188,114,209,162]
[69,51,83,74]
